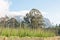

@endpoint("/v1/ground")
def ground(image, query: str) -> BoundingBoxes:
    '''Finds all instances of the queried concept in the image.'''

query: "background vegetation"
[0,9,59,37]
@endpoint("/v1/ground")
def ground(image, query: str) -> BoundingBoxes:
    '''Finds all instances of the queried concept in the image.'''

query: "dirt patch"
[0,36,60,40]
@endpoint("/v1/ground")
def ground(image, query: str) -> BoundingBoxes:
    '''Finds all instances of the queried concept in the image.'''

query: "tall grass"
[0,27,55,37]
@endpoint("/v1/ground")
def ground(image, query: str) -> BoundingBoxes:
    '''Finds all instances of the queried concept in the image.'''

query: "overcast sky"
[0,0,60,25]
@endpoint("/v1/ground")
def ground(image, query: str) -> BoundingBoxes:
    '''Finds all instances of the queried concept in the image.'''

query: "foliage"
[24,9,44,28]
[0,16,20,28]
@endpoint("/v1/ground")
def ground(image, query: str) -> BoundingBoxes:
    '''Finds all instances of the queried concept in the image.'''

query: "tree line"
[0,9,44,28]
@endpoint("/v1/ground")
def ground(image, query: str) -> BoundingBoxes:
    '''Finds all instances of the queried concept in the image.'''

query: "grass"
[0,27,56,37]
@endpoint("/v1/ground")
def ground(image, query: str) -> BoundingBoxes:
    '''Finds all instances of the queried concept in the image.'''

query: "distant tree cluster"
[0,16,20,28]
[54,24,60,35]
[0,9,44,29]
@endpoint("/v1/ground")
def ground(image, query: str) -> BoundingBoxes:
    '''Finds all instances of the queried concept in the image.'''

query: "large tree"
[24,9,44,28]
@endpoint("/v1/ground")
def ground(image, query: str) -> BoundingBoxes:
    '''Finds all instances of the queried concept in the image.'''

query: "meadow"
[0,27,55,37]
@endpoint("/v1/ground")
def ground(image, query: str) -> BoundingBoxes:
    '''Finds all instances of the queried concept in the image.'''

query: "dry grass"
[0,36,60,40]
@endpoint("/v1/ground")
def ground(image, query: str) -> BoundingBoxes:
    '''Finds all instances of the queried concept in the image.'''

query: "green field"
[0,27,55,37]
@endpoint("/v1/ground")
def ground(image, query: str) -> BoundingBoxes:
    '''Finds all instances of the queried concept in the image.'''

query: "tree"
[5,18,20,28]
[24,9,44,28]
[59,24,60,28]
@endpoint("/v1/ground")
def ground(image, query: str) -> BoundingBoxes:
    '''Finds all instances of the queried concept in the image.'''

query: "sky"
[0,0,60,25]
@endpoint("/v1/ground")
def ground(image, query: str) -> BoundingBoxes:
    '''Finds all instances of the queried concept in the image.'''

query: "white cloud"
[7,10,29,17]
[0,0,47,17]
[0,0,11,17]
[0,0,29,17]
